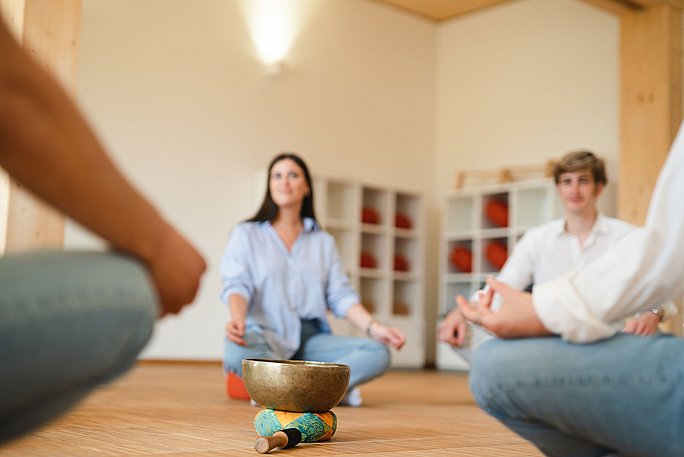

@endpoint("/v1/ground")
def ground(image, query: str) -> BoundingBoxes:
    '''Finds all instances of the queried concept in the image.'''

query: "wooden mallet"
[254,428,301,454]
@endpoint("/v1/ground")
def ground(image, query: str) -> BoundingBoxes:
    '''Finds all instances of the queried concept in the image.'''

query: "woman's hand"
[369,323,406,350]
[225,316,247,346]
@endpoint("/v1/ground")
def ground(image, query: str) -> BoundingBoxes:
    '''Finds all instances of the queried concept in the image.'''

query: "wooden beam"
[369,0,512,21]
[579,0,643,16]
[629,0,683,7]
[0,0,81,254]
[619,3,682,226]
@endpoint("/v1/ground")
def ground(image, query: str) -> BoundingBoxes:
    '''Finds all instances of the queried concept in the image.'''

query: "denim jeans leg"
[297,332,390,389]
[0,251,157,442]
[469,335,684,457]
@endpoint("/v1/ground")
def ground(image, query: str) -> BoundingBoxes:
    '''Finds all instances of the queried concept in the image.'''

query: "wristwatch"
[648,308,665,321]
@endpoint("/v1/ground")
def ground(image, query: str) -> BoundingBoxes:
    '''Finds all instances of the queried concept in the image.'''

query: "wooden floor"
[2,363,542,456]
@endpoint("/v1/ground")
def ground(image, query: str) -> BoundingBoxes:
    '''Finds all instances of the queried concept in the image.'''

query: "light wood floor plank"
[1,364,541,456]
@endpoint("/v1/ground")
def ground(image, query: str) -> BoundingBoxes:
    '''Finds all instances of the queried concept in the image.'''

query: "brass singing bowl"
[242,359,351,413]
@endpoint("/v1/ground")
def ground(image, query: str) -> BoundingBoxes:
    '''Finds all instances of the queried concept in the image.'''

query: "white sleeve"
[495,232,537,290]
[533,121,684,342]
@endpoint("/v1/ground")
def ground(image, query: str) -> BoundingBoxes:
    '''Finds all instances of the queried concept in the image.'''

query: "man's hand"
[623,312,661,336]
[437,307,468,347]
[458,277,553,338]
[146,226,206,317]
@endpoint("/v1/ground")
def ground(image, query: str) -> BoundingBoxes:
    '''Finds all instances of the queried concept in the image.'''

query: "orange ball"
[485,241,508,270]
[449,246,472,273]
[485,200,509,228]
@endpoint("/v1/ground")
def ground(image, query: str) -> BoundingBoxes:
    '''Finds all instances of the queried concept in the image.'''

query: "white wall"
[427,0,618,363]
[434,0,619,197]
[69,0,620,362]
[69,0,437,359]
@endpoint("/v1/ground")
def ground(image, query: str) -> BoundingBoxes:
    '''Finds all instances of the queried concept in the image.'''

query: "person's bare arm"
[0,19,205,315]
[346,303,406,350]
[225,294,248,345]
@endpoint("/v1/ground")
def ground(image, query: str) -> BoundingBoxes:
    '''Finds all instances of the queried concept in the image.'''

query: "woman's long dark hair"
[247,152,318,224]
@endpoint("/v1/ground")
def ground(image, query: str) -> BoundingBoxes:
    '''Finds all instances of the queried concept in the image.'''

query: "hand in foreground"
[225,317,247,346]
[623,312,661,336]
[369,323,406,350]
[437,307,468,347]
[458,277,552,339]
[146,226,206,317]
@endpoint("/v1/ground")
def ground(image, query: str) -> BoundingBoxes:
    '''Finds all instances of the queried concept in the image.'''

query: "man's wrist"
[645,308,665,322]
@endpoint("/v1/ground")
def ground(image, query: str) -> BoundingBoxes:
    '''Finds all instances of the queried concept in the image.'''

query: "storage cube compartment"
[361,187,389,226]
[327,181,357,222]
[514,186,554,228]
[328,227,357,272]
[392,280,417,316]
[393,237,418,273]
[395,193,420,231]
[446,240,474,274]
[360,277,388,314]
[360,233,388,270]
[481,193,509,229]
[445,196,475,233]
[480,237,508,274]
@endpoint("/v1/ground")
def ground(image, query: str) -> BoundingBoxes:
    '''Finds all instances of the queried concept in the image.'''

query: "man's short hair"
[553,149,608,185]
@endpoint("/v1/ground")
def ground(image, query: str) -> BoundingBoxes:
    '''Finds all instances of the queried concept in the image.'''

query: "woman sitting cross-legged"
[220,152,405,406]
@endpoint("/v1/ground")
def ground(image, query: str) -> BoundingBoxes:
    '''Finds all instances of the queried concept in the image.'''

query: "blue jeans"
[224,319,391,390]
[469,334,684,457]
[0,251,157,442]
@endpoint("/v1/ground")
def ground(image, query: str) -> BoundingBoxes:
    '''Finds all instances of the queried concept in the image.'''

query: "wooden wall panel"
[619,4,682,225]
[620,4,683,334]
[0,0,81,254]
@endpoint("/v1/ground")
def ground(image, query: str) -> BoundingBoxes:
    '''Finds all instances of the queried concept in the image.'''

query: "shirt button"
[289,303,296,310]
[287,258,294,265]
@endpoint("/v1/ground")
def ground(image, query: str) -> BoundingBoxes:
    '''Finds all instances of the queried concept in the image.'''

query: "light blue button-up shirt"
[220,218,360,357]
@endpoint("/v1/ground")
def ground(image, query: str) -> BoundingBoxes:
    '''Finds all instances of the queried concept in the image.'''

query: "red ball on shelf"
[485,240,508,270]
[362,207,380,224]
[360,252,377,269]
[449,246,472,273]
[485,200,509,228]
[394,254,410,272]
[395,213,412,229]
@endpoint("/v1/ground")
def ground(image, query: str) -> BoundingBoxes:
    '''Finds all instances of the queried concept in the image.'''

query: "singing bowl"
[242,359,351,413]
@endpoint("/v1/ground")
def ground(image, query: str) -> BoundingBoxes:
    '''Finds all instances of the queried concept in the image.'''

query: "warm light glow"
[239,0,318,67]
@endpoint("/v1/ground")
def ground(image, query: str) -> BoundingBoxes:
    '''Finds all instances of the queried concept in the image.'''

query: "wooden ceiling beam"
[368,0,512,21]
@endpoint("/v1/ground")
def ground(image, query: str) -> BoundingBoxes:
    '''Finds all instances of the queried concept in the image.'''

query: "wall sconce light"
[239,0,318,75]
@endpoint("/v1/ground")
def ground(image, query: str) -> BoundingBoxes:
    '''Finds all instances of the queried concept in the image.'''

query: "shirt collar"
[264,217,320,232]
[557,213,607,237]
[302,217,320,232]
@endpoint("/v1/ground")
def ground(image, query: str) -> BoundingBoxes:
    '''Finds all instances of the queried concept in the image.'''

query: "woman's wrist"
[365,319,376,336]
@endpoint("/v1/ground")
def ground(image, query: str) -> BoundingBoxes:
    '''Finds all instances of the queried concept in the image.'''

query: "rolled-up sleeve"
[219,224,254,304]
[323,236,360,318]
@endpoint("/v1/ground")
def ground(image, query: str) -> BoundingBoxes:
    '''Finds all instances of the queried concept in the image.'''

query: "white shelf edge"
[359,268,390,279]
[392,272,420,281]
[443,232,476,241]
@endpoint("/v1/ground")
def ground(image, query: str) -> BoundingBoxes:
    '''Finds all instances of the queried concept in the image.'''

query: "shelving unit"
[313,175,426,368]
[437,179,562,370]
